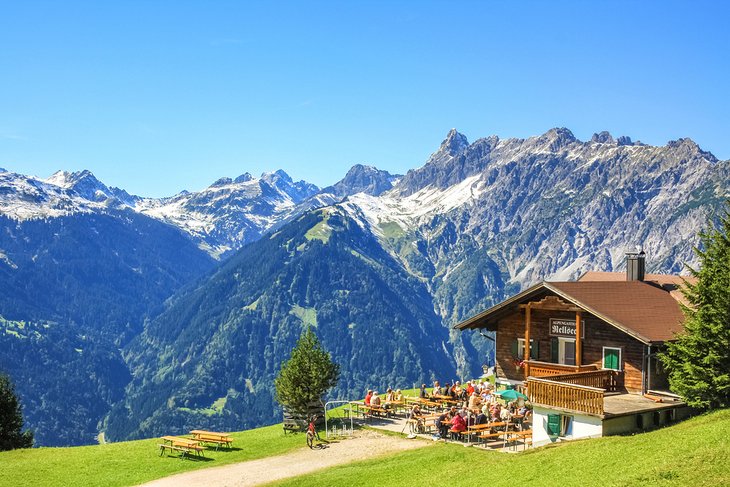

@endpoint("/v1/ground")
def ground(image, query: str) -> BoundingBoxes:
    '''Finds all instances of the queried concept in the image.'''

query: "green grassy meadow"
[1,408,728,487]
[0,424,303,487]
[274,409,730,487]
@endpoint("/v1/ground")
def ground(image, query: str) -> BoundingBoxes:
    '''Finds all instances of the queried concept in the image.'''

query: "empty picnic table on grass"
[190,430,233,450]
[159,436,205,459]
[500,429,533,450]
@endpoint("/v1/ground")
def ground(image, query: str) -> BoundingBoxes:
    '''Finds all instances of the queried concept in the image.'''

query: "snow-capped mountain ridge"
[1,127,726,263]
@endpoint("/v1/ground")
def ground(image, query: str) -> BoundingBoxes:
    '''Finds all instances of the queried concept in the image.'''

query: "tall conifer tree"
[660,204,730,409]
[275,328,340,415]
[0,373,33,450]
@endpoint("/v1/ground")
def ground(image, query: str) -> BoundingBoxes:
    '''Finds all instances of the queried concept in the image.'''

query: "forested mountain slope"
[106,207,455,440]
[0,211,215,445]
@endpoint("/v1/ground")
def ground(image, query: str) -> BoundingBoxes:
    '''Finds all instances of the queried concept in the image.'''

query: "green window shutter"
[604,348,619,370]
[547,414,561,436]
[550,337,559,363]
[530,339,539,360]
[511,339,518,358]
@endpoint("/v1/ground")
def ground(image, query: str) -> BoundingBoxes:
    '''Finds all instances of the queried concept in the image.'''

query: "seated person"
[450,411,467,433]
[468,392,482,409]
[452,381,463,399]
[444,382,453,397]
[409,404,425,433]
[490,404,501,422]
[394,389,404,402]
[370,391,382,408]
[500,405,511,422]
[364,389,373,406]
[435,408,452,438]
[475,410,489,425]
[432,381,441,397]
[419,383,428,398]
[384,388,395,411]
[466,381,475,396]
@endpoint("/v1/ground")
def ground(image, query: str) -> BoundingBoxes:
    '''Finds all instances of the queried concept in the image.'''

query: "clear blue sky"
[1,1,728,197]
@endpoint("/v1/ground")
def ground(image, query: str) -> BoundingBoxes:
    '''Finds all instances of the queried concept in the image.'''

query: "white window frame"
[558,337,576,365]
[602,346,622,371]
[517,338,525,360]
[561,414,573,437]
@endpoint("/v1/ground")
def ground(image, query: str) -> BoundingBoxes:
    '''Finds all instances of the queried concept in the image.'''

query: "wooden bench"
[362,405,390,418]
[190,430,233,450]
[283,418,303,433]
[159,436,205,459]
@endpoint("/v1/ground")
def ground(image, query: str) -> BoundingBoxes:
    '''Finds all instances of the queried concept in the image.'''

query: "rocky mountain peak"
[211,177,234,187]
[45,169,113,202]
[538,127,578,151]
[666,138,718,163]
[321,164,400,198]
[591,131,615,144]
[234,172,254,183]
[439,128,469,157]
[261,169,319,202]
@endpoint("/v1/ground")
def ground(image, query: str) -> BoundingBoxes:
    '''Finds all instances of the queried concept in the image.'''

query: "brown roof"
[578,271,696,307]
[455,279,687,344]
[547,281,686,343]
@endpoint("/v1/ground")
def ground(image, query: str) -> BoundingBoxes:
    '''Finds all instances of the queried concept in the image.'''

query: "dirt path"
[138,430,427,487]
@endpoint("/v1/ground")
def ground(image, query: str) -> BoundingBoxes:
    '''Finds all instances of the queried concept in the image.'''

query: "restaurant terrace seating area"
[350,380,533,451]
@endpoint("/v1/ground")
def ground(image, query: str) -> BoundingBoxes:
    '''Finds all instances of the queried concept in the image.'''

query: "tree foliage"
[275,327,340,414]
[660,204,730,409]
[0,373,33,450]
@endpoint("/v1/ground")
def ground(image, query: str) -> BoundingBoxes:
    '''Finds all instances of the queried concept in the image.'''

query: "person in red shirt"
[451,411,467,433]
[466,381,475,397]
[364,389,373,406]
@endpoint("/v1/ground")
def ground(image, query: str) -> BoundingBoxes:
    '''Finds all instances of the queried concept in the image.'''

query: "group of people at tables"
[410,380,530,440]
[362,388,405,414]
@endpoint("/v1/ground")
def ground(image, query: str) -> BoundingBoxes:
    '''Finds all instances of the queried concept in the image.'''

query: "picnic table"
[190,430,233,450]
[500,429,533,450]
[159,436,205,459]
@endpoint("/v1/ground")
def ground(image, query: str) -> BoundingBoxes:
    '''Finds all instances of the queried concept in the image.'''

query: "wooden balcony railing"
[527,360,598,378]
[546,369,621,392]
[528,377,605,416]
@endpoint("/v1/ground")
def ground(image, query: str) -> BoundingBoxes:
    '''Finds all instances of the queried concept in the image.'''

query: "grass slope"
[0,424,303,487]
[273,409,730,487]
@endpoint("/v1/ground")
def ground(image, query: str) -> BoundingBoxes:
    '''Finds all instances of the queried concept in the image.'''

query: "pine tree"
[660,204,730,409]
[274,328,340,415]
[0,373,34,450]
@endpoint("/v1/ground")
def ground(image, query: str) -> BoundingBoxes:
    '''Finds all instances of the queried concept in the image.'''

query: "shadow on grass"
[160,454,215,462]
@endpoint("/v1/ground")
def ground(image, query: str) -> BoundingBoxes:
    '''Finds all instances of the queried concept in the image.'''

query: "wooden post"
[575,311,582,368]
[524,303,531,379]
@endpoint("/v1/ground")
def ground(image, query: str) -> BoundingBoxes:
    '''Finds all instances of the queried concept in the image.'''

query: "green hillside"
[277,409,730,487]
[0,424,302,487]
[1,409,728,487]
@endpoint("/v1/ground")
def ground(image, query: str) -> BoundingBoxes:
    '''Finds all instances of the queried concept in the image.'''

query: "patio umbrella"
[495,389,528,402]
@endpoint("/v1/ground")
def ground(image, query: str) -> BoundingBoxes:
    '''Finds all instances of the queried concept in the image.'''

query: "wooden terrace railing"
[546,369,620,392]
[527,377,605,416]
[527,360,598,378]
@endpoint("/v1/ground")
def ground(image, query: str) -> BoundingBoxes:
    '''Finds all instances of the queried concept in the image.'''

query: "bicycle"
[306,415,320,449]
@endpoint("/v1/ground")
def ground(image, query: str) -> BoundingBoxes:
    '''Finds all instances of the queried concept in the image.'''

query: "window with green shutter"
[530,339,539,360]
[547,413,561,436]
[550,337,559,363]
[603,347,621,370]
